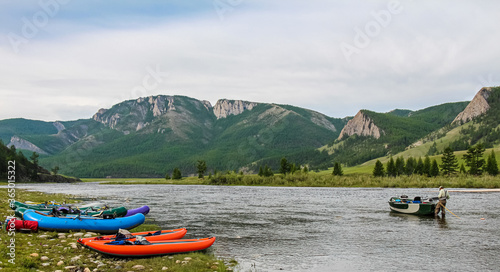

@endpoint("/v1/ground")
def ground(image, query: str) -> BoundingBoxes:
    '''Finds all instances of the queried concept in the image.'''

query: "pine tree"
[258,166,264,177]
[440,147,458,176]
[405,157,416,176]
[51,166,60,175]
[427,142,438,156]
[395,157,405,176]
[373,160,385,177]
[415,157,424,175]
[30,152,39,180]
[280,157,291,175]
[423,155,431,177]
[333,162,343,176]
[430,159,440,177]
[196,160,207,179]
[463,144,486,175]
[459,163,466,174]
[486,150,499,176]
[172,168,182,180]
[386,157,396,177]
[263,165,274,177]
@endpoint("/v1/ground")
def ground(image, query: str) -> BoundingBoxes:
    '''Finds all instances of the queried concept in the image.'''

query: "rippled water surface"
[17,183,500,271]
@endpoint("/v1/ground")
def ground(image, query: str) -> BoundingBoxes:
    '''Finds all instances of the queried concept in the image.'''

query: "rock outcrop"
[338,111,383,140]
[7,136,48,154]
[213,99,258,119]
[93,95,175,131]
[53,121,66,132]
[310,111,337,132]
[452,87,492,124]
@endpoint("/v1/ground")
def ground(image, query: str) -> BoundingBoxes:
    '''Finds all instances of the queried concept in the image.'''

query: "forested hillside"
[326,102,469,166]
[3,87,500,178]
[0,140,79,182]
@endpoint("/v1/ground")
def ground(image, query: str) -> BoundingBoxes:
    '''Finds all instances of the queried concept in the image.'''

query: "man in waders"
[435,186,450,216]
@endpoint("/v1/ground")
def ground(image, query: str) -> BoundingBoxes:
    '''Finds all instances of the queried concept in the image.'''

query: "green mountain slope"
[31,96,345,177]
[4,87,499,178]
[325,102,469,166]
[0,118,58,143]
[350,87,500,168]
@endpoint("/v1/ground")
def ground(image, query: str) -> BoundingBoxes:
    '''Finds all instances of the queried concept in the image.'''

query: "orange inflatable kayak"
[77,228,187,246]
[83,237,216,257]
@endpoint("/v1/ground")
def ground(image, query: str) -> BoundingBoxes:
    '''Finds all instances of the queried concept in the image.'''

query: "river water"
[15,183,500,271]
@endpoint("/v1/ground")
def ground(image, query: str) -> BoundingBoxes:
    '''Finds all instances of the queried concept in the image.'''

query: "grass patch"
[203,171,500,188]
[83,177,205,185]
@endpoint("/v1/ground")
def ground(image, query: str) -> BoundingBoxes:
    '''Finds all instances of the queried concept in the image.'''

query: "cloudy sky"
[0,0,499,121]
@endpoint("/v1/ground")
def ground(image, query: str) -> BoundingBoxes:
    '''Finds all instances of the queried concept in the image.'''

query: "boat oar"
[443,205,460,219]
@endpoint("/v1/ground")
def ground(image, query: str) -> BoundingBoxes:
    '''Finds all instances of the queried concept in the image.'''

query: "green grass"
[203,171,500,188]
[0,189,236,272]
[83,176,205,185]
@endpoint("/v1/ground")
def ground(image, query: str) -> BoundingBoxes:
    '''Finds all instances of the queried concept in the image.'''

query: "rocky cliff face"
[338,111,383,140]
[93,95,176,132]
[8,136,48,154]
[452,87,492,124]
[213,99,258,119]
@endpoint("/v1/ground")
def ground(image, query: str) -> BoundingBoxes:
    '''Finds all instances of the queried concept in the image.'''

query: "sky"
[0,0,499,121]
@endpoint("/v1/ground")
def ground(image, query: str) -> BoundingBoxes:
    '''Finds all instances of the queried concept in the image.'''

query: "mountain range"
[1,86,499,178]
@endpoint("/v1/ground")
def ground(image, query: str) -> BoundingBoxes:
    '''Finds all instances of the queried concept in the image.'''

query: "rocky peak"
[52,121,66,132]
[213,99,258,119]
[8,136,47,154]
[452,87,492,124]
[93,95,173,131]
[338,111,383,140]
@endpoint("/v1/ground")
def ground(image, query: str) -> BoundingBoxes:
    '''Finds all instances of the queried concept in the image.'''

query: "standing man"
[435,186,450,216]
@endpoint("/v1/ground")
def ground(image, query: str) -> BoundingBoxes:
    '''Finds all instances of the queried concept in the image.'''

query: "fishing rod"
[443,205,460,219]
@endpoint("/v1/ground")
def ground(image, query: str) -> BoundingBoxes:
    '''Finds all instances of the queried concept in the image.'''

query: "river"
[16,183,500,271]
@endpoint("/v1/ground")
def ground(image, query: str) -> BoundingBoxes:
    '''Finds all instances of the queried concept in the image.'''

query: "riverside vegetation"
[0,189,236,272]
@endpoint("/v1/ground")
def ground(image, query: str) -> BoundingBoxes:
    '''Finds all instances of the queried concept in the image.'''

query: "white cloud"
[0,0,499,121]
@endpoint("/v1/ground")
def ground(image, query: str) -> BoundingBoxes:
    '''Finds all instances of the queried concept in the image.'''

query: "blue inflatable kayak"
[22,209,145,234]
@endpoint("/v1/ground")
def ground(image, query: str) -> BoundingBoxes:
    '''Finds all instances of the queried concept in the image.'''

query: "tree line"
[373,144,498,177]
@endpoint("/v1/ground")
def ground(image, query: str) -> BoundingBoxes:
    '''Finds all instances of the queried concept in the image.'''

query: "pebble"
[40,256,49,261]
[55,270,63,272]
[64,266,77,270]
[84,233,93,238]
[72,233,84,238]
[162,267,168,270]
[39,235,49,239]
[184,257,192,261]
[57,261,64,266]
[84,268,91,272]
[41,263,50,267]
[132,264,145,270]
[30,253,39,257]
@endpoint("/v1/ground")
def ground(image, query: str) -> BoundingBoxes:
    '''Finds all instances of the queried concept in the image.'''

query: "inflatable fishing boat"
[77,228,187,246]
[83,236,216,257]
[22,209,145,234]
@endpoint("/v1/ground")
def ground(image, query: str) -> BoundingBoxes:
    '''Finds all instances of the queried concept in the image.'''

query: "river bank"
[86,172,500,189]
[0,189,235,272]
